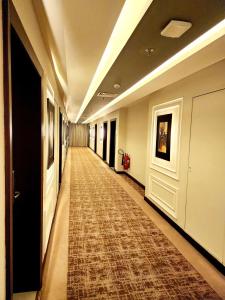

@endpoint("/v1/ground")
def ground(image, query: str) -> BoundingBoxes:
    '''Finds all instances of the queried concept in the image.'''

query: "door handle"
[14,191,21,199]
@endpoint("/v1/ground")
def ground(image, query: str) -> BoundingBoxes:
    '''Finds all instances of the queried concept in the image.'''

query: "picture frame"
[150,98,183,179]
[47,98,55,169]
[155,113,172,161]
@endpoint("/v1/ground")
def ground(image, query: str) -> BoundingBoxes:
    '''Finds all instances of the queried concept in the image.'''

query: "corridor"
[40,148,225,300]
[2,1,225,299]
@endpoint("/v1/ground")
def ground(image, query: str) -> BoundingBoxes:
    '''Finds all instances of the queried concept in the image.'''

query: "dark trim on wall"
[96,152,102,160]
[115,170,145,190]
[144,196,225,275]
[123,172,145,189]
[115,170,124,174]
[3,1,13,298]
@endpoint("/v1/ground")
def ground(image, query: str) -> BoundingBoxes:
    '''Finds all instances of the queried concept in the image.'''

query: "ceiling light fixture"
[97,92,119,98]
[74,0,154,123]
[113,83,121,89]
[161,20,192,38]
[144,48,155,56]
[83,18,225,124]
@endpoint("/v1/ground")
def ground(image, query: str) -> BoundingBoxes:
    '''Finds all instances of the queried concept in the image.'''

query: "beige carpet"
[68,148,220,299]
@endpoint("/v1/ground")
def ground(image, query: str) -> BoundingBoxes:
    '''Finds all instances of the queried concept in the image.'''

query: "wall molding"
[148,175,178,219]
[150,97,183,180]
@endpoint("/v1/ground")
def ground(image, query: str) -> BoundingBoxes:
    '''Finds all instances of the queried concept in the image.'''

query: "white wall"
[42,85,59,256]
[0,3,5,300]
[89,124,95,151]
[145,59,225,262]
[89,58,225,265]
[89,109,126,171]
[89,100,149,186]
[124,98,149,185]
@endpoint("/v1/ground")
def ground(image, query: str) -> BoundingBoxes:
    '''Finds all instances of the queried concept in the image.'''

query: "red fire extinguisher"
[123,153,130,170]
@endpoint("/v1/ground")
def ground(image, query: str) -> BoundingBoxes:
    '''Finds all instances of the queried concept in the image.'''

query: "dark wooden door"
[94,124,97,153]
[11,26,42,293]
[109,120,116,168]
[88,125,90,147]
[103,122,108,161]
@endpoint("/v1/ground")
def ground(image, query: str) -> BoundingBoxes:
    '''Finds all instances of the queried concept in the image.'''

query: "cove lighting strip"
[51,51,67,93]
[83,18,225,124]
[75,0,153,123]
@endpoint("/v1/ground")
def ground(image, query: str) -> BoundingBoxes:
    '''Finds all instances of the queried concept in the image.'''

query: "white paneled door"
[186,88,225,262]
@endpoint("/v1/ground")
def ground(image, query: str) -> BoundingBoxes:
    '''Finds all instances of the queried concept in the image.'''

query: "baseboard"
[96,152,103,160]
[41,151,69,280]
[36,196,59,298]
[115,170,124,174]
[123,172,145,189]
[144,196,225,275]
[42,189,60,271]
[90,148,145,190]
[115,170,145,190]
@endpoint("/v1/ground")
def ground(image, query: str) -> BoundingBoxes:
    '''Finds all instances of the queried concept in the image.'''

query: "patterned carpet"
[68,148,220,299]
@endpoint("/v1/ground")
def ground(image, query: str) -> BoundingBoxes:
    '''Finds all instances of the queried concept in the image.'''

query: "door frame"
[109,119,117,168]
[3,1,44,298]
[94,124,97,153]
[102,121,108,161]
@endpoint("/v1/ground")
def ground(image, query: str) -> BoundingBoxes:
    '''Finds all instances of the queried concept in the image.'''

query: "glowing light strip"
[83,18,225,124]
[51,52,67,93]
[75,0,153,123]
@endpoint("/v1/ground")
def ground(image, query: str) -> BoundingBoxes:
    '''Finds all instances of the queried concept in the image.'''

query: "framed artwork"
[150,98,183,179]
[155,113,172,161]
[47,99,55,169]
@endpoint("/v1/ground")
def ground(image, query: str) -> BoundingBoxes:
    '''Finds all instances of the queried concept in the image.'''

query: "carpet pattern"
[68,148,220,299]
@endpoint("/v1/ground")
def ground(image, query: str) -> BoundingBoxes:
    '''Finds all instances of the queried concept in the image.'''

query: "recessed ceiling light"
[161,20,192,38]
[144,48,155,56]
[113,83,121,89]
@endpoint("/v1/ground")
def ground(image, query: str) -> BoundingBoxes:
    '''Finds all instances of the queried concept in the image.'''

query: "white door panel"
[186,89,225,262]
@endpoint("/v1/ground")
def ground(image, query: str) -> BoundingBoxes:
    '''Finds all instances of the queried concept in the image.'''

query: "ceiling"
[41,0,125,119]
[39,0,225,123]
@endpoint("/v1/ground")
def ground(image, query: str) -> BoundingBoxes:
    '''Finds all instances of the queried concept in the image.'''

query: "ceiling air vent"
[97,92,119,98]
[161,20,192,38]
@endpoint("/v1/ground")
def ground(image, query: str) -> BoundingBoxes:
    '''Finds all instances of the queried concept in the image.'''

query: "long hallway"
[40,148,225,300]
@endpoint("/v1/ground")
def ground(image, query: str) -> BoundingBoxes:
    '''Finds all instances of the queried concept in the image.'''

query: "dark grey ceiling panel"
[79,0,225,122]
